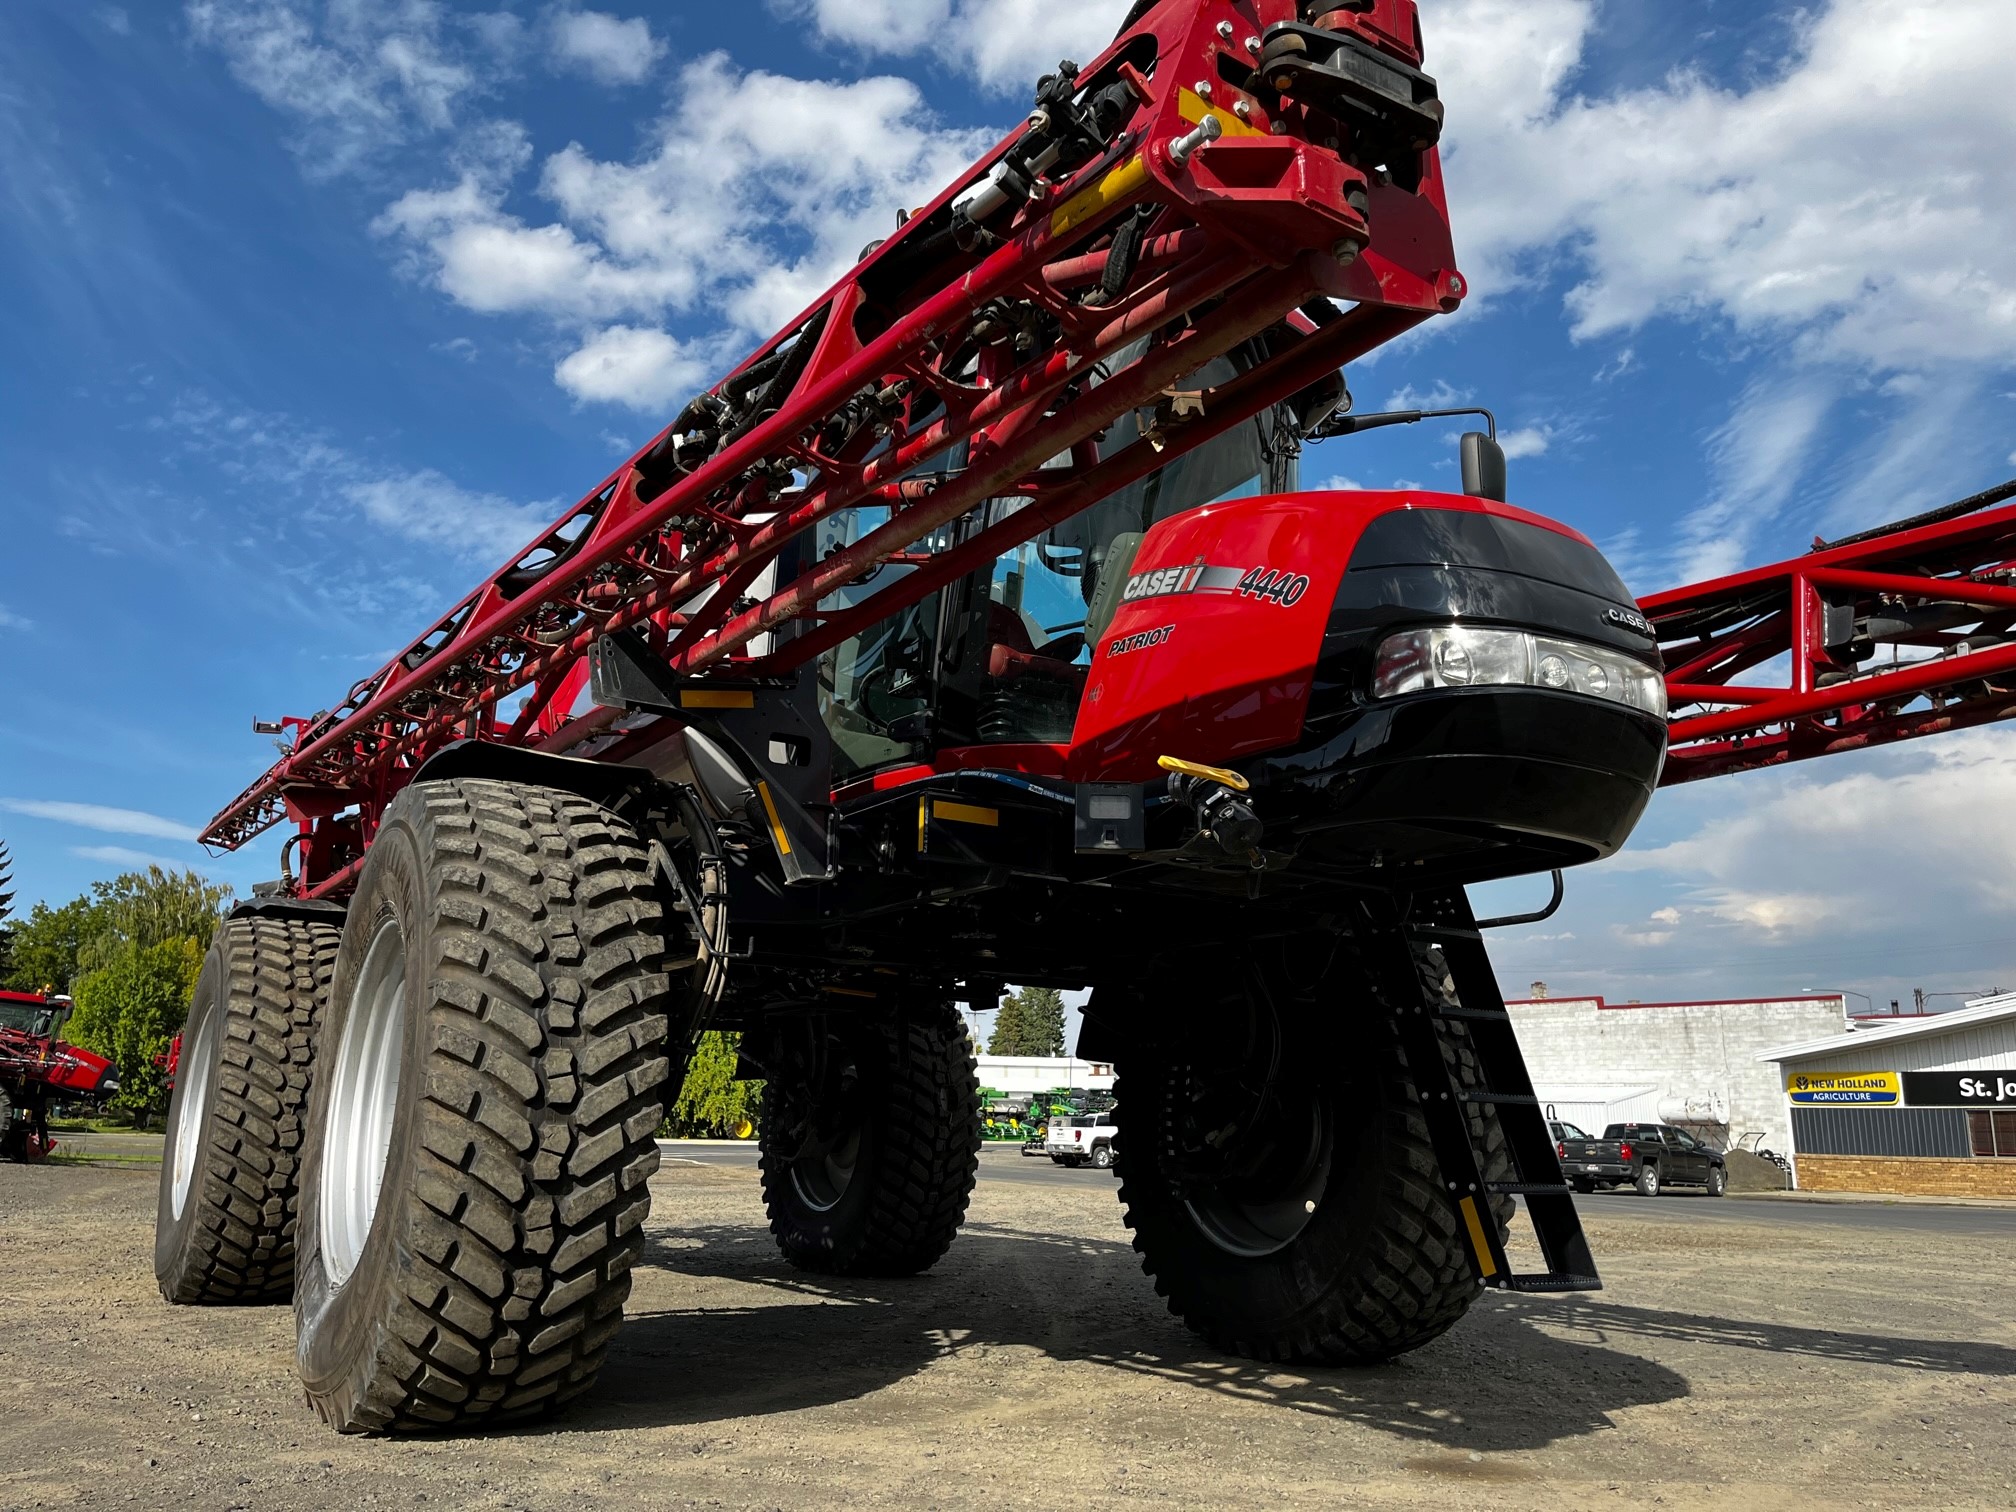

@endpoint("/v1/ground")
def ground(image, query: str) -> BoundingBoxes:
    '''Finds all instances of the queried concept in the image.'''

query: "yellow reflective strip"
[1459,1196,1498,1279]
[1175,87,1266,138]
[1156,754,1251,792]
[932,800,1000,828]
[680,689,755,709]
[1050,154,1150,237]
[755,781,791,856]
[917,795,929,851]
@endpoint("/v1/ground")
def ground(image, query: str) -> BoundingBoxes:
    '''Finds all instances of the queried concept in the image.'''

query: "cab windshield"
[817,340,1298,776]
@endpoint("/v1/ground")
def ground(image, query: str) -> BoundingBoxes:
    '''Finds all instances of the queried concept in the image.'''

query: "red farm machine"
[1,990,120,1161]
[148,0,2016,1434]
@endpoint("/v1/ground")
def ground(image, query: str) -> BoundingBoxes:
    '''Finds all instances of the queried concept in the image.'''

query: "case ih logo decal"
[1603,606,1657,638]
[1106,624,1174,657]
[1121,562,1310,607]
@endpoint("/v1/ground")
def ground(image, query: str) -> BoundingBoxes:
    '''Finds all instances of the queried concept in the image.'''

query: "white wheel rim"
[168,1001,221,1221]
[320,918,407,1288]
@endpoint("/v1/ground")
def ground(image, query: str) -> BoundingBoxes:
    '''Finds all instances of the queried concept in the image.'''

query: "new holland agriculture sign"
[1785,1070,1900,1106]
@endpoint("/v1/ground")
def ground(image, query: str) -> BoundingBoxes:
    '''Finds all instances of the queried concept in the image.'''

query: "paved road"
[664,1141,2016,1235]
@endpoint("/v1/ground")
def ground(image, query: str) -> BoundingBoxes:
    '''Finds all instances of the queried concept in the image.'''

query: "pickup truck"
[1558,1122,1728,1197]
[1044,1113,1118,1171]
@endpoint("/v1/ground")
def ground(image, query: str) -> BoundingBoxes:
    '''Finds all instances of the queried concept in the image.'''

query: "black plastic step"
[1502,1272,1603,1294]
[1459,1090,1541,1106]
[1431,1003,1510,1023]
[1487,1180,1573,1196]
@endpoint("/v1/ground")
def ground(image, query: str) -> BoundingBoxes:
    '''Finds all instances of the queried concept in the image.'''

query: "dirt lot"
[4,1154,2014,1512]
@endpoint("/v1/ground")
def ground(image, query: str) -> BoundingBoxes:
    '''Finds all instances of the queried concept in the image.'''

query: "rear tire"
[1571,1176,1596,1195]
[1116,945,1512,1365]
[759,1001,980,1276]
[1635,1164,1661,1197]
[293,779,674,1432]
[1705,1165,1726,1197]
[155,916,339,1304]
[1092,1144,1114,1170]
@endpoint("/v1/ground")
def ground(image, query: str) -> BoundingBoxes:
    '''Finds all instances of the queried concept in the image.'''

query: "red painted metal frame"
[198,0,1465,895]
[1646,501,2016,784]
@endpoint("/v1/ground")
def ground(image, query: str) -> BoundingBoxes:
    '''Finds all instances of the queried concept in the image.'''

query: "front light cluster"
[1371,625,1667,716]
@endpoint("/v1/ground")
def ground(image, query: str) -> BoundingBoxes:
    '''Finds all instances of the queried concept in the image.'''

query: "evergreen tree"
[0,840,14,986]
[988,986,1067,1056]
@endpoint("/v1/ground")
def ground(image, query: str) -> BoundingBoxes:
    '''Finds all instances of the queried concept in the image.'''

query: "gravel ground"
[3,1153,2014,1511]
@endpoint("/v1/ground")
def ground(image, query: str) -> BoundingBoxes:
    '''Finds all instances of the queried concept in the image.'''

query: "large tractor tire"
[759,1001,981,1276]
[293,779,675,1433]
[1114,946,1512,1365]
[156,915,340,1304]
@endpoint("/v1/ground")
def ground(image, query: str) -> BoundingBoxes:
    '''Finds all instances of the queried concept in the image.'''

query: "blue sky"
[4,0,2016,1015]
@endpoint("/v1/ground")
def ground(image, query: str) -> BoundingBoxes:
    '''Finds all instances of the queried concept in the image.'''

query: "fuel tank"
[1066,489,1667,882]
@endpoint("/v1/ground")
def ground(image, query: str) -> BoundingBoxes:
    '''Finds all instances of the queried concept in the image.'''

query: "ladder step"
[1433,1004,1510,1023]
[1501,1272,1603,1294]
[1403,923,1483,943]
[1459,1090,1541,1106]
[1487,1181,1573,1196]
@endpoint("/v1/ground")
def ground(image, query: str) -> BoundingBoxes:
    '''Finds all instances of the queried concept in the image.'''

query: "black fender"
[409,738,661,809]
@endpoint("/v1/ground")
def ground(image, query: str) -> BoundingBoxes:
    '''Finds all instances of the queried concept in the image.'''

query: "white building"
[1508,993,1849,1157]
[975,1055,1115,1098]
[1759,992,2016,1195]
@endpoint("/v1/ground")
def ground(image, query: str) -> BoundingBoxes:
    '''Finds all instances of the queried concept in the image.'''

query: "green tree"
[988,986,1066,1056]
[77,866,231,974]
[3,896,102,995]
[67,936,205,1117]
[668,1032,764,1138]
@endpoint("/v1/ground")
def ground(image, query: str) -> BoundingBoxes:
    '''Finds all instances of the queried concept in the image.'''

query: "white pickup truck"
[1044,1113,1118,1170]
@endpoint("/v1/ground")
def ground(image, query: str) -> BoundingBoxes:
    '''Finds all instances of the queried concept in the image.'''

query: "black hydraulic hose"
[1814,477,2016,552]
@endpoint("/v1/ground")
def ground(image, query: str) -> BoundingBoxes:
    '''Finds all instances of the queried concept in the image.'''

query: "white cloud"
[376,54,993,397]
[554,324,711,410]
[150,395,557,565]
[1666,373,1836,583]
[344,470,557,560]
[1385,380,1470,412]
[1,799,197,842]
[1434,0,2016,371]
[1498,426,1550,460]
[186,0,512,175]
[0,604,31,631]
[1648,907,1681,926]
[550,8,664,86]
[803,0,1132,94]
[70,845,205,872]
[96,6,131,34]
[1616,731,2016,930]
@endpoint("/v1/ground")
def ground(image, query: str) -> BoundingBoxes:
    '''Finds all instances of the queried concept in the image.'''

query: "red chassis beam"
[198,0,1465,893]
[1646,488,2016,785]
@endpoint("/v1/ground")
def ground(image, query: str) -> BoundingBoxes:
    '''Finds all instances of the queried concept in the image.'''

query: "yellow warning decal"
[1050,154,1150,237]
[917,795,930,851]
[1175,87,1266,139]
[680,689,755,709]
[932,800,1000,827]
[755,781,792,857]
[1459,1196,1498,1279]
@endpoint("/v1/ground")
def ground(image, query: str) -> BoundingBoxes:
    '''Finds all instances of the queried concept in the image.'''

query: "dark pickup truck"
[1558,1122,1728,1197]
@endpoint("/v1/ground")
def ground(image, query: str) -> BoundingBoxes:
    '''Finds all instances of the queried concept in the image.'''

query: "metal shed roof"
[1757,992,2016,1064]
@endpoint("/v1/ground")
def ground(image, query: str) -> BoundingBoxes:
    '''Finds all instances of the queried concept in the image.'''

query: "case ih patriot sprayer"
[1,991,119,1162]
[152,0,2016,1433]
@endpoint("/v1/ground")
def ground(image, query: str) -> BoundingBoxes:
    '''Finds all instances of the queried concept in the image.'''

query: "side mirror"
[1460,431,1507,502]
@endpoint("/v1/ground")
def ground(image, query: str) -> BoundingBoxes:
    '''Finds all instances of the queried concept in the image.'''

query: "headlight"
[1371,625,1666,717]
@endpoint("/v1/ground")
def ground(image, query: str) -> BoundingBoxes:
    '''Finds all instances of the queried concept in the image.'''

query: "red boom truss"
[1649,484,2016,784]
[200,0,1462,894]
